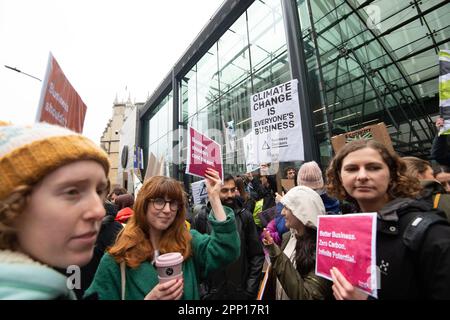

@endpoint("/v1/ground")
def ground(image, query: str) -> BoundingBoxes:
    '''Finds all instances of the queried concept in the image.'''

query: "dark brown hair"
[115,194,134,210]
[294,227,317,277]
[235,177,249,202]
[326,140,421,202]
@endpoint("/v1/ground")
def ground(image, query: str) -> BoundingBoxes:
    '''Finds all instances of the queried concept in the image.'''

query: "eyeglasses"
[150,198,179,211]
[220,187,237,194]
[287,171,296,175]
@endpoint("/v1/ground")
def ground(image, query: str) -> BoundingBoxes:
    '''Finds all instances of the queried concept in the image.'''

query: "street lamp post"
[4,65,42,82]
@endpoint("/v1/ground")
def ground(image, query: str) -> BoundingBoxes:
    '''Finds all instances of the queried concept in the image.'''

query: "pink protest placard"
[186,126,223,180]
[316,213,377,298]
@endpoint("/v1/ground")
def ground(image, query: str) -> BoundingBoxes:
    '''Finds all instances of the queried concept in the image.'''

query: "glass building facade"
[138,0,450,183]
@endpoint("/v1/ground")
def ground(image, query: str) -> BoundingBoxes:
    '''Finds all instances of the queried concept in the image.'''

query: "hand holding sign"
[204,168,222,199]
[261,228,274,246]
[330,267,369,300]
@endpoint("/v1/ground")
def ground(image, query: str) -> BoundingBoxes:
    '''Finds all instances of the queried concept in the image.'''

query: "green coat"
[85,206,240,300]
[266,231,331,300]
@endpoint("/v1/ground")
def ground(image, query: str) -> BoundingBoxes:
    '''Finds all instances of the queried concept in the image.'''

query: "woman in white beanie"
[262,186,332,300]
[0,122,110,299]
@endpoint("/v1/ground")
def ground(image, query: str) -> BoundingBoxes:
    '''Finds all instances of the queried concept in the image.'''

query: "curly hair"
[0,185,33,250]
[326,140,421,203]
[108,176,192,268]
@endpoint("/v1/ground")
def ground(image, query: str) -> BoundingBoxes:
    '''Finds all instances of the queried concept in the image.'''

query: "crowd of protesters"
[1,119,450,300]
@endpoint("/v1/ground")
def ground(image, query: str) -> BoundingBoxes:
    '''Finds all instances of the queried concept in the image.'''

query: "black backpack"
[402,209,449,252]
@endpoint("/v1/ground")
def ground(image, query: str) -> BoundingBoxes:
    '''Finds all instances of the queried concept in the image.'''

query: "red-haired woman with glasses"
[85,168,240,300]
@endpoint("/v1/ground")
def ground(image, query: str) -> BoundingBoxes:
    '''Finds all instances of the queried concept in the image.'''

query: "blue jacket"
[320,193,341,214]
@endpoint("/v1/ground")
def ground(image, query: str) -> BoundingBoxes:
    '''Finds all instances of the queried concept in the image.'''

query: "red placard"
[36,52,87,133]
[186,126,223,181]
[316,213,378,298]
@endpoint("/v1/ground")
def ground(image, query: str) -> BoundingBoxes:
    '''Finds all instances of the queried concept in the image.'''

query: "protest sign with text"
[191,180,208,205]
[186,126,223,180]
[36,52,87,133]
[316,213,378,298]
[250,79,304,163]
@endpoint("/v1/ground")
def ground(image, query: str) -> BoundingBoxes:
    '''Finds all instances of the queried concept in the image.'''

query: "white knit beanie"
[281,186,325,228]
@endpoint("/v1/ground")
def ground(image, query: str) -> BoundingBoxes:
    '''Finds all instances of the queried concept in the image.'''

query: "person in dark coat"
[402,156,450,221]
[74,199,123,299]
[114,194,135,224]
[235,176,256,214]
[326,139,450,299]
[192,174,265,300]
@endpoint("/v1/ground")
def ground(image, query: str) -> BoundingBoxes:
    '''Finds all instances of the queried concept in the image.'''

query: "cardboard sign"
[316,213,378,298]
[144,152,165,181]
[331,122,393,154]
[257,256,272,300]
[36,52,87,133]
[186,126,223,180]
[250,79,304,163]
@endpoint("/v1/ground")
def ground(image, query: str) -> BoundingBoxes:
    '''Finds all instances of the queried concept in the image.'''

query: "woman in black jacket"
[326,139,450,299]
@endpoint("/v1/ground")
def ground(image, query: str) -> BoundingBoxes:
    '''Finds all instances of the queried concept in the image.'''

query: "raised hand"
[204,168,226,222]
[204,168,222,200]
[275,192,284,204]
[436,117,444,129]
[261,228,274,246]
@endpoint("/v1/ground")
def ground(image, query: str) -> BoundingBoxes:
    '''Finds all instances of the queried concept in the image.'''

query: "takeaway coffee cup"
[155,252,184,284]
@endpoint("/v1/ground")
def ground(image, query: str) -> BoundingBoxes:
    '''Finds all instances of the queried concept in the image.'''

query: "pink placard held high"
[186,126,223,181]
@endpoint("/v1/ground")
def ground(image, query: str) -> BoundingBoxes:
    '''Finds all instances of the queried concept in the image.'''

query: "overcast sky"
[0,0,224,143]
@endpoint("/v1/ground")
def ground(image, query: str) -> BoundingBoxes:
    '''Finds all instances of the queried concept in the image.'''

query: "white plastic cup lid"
[155,252,183,268]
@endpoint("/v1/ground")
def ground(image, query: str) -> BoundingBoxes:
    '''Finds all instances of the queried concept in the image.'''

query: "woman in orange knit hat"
[0,122,110,299]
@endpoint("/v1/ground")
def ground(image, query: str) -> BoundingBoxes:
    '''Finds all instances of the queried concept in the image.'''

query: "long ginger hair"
[108,176,192,268]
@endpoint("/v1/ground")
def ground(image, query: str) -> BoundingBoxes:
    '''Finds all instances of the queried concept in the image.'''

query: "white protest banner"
[316,213,378,298]
[222,117,236,154]
[250,79,304,163]
[191,180,208,205]
[243,132,259,173]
